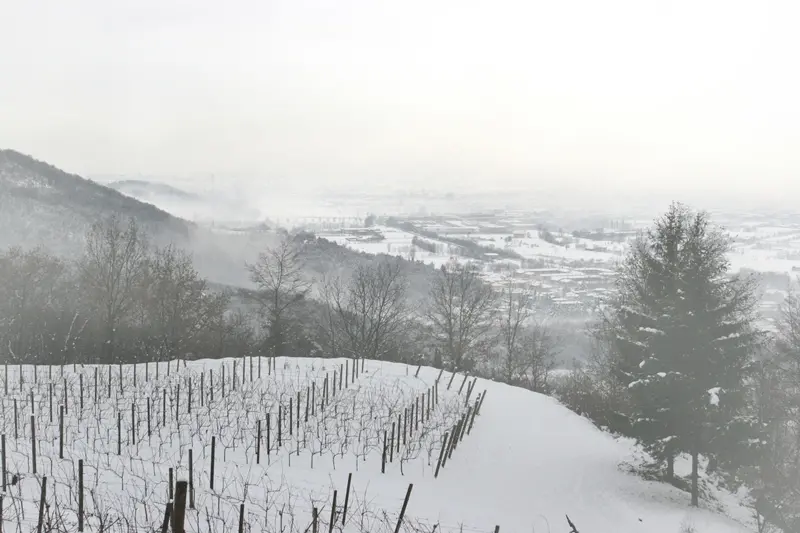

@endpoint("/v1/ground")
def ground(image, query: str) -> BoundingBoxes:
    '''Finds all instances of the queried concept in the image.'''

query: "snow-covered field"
[1,357,753,532]
[323,227,457,269]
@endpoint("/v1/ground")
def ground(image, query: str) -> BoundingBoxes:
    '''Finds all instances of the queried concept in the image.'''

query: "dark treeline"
[0,214,558,392]
[0,215,250,366]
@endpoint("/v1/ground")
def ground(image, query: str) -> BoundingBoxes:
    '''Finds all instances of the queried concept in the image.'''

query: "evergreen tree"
[607,203,760,506]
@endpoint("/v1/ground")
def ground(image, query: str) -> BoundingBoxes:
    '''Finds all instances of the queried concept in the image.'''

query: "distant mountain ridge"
[0,150,437,293]
[107,179,201,201]
[0,149,191,240]
[0,149,271,286]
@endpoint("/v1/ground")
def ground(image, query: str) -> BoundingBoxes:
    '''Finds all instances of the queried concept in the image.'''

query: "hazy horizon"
[1,0,798,205]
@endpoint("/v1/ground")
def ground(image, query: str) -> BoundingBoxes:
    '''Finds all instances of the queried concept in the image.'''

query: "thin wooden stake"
[30,415,37,473]
[210,436,216,490]
[36,476,47,533]
[394,484,413,533]
[78,459,84,531]
[342,473,352,525]
[329,490,338,533]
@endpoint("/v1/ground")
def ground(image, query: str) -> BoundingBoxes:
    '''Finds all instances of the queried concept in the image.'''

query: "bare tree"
[138,245,227,361]
[497,272,535,382]
[323,258,408,361]
[517,323,559,392]
[246,233,312,357]
[79,215,148,362]
[0,246,83,364]
[426,260,495,372]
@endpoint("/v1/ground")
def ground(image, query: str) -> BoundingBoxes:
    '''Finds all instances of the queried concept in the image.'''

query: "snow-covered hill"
[1,357,753,532]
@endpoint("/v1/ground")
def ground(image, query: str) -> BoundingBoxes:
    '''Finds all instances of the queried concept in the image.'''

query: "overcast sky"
[1,0,798,200]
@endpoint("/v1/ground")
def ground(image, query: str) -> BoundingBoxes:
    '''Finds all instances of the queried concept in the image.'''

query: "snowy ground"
[0,358,754,533]
[322,226,458,269]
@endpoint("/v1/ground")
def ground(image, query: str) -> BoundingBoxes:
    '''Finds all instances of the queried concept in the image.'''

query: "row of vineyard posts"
[0,356,493,532]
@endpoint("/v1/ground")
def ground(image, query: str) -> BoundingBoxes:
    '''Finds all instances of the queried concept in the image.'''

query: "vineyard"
[0,357,485,533]
[0,356,757,533]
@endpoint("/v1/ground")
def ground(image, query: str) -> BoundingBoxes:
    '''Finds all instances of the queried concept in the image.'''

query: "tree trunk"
[691,446,699,507]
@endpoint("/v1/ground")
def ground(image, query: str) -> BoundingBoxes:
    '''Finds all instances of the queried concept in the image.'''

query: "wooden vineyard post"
[468,399,480,435]
[305,387,310,423]
[394,484,413,533]
[389,423,395,463]
[63,378,68,416]
[477,390,488,415]
[266,414,271,457]
[329,490,337,533]
[312,507,319,533]
[117,412,122,455]
[59,406,64,458]
[78,459,84,531]
[435,431,450,478]
[415,397,420,431]
[161,502,172,533]
[173,481,188,533]
[447,371,457,390]
[382,431,387,474]
[31,415,37,474]
[131,403,137,444]
[189,449,195,509]
[256,420,262,464]
[238,503,245,533]
[458,374,469,394]
[397,414,402,453]
[13,400,18,440]
[1,435,5,491]
[210,436,216,490]
[465,377,477,404]
[460,407,472,442]
[278,406,283,448]
[494,526,500,533]
[37,476,47,533]
[342,473,352,525]
[441,428,453,469]
[289,398,293,436]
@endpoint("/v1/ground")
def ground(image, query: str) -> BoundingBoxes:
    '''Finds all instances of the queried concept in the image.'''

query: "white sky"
[1,0,798,200]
